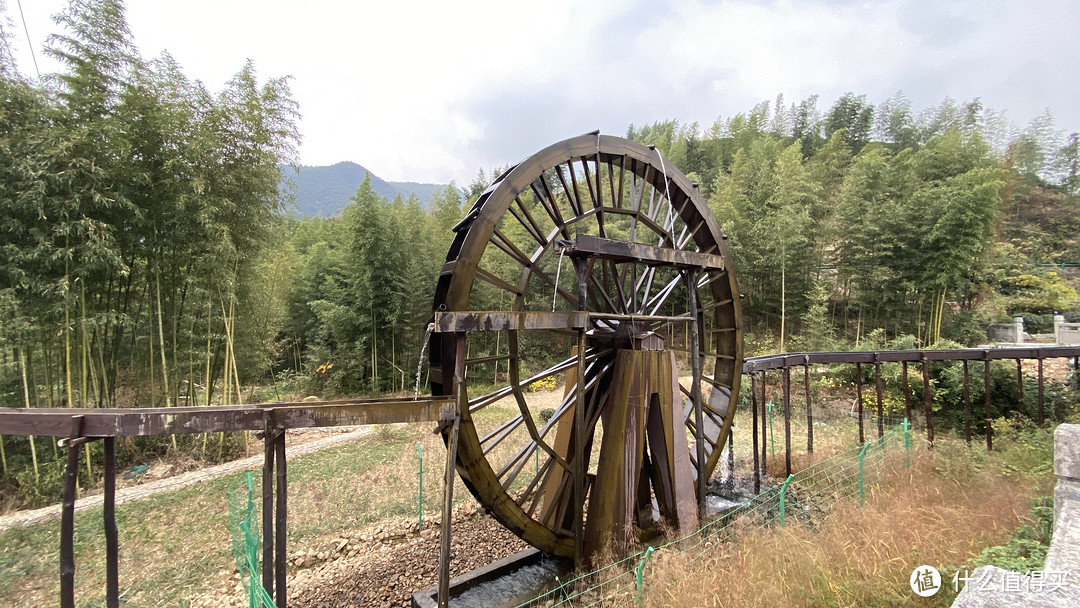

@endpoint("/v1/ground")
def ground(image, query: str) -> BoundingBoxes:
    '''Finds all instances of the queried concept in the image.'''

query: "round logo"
[909,565,942,597]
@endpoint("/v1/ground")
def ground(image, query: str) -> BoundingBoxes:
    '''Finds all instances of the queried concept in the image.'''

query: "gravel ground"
[192,507,529,608]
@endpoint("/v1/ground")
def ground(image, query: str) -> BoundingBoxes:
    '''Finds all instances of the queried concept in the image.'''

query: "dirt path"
[0,427,375,532]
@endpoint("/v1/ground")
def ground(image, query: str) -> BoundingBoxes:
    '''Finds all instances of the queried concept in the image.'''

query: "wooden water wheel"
[427,133,742,561]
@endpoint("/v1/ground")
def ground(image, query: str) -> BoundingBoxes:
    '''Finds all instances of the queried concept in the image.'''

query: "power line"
[15,0,40,79]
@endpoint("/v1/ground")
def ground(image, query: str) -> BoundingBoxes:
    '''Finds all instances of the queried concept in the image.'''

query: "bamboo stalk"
[202,294,213,455]
[18,347,39,483]
[155,271,173,409]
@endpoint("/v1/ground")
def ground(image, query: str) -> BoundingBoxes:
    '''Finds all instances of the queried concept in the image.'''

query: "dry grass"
[642,443,1035,608]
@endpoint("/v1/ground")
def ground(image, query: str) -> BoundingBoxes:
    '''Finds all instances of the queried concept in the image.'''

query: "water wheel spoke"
[587,271,620,313]
[480,414,525,454]
[646,274,683,317]
[467,346,611,413]
[517,456,555,510]
[530,180,571,241]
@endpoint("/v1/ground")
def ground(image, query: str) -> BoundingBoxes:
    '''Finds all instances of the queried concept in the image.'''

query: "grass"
[0,423,478,607]
[638,425,1057,608]
[0,379,1061,607]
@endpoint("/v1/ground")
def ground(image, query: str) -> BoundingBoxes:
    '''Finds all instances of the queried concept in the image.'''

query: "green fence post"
[778,474,795,526]
[767,401,775,461]
[635,546,656,606]
[417,443,423,532]
[858,441,872,506]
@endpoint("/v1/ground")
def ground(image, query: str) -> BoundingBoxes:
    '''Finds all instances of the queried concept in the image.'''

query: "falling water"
[414,323,435,400]
[552,248,566,312]
[722,427,735,495]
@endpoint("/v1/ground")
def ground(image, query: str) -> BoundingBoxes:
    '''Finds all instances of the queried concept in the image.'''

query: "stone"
[951,424,1080,608]
[951,565,1076,607]
[1054,424,1080,531]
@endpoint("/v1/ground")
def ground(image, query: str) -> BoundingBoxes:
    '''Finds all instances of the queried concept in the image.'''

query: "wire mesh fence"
[227,472,275,608]
[513,419,911,608]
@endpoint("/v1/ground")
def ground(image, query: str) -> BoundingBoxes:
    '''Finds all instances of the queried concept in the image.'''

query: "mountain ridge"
[280,162,448,217]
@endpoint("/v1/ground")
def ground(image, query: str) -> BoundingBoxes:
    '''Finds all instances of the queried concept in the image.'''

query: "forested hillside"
[628,95,1080,350]
[280,162,446,217]
[1,0,1078,507]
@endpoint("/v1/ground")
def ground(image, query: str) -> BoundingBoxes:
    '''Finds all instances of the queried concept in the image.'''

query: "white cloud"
[6,0,1079,185]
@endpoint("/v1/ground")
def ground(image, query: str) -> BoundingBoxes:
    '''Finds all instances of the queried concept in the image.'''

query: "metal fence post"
[417,443,423,532]
[778,474,795,526]
[635,546,656,606]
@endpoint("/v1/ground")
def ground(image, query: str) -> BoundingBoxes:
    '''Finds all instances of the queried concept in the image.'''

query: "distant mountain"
[280,162,447,218]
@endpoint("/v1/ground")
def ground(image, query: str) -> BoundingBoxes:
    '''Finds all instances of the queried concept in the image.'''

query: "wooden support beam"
[0,398,454,438]
[922,357,935,446]
[751,373,760,494]
[560,234,726,271]
[760,372,767,478]
[984,355,993,450]
[1016,359,1024,416]
[1038,354,1045,425]
[804,360,813,454]
[438,333,466,607]
[60,416,84,608]
[572,256,589,566]
[963,360,971,445]
[275,429,287,608]
[742,345,1080,372]
[874,357,884,439]
[104,437,119,608]
[433,311,588,333]
[685,270,706,512]
[856,363,864,444]
[902,361,912,424]
[783,366,791,477]
[262,411,275,598]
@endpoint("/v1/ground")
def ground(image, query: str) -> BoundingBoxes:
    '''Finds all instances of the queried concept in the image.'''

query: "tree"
[875,91,918,151]
[824,93,874,152]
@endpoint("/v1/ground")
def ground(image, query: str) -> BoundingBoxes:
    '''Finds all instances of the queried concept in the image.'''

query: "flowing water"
[414,323,435,400]
[552,248,566,312]
[450,557,570,608]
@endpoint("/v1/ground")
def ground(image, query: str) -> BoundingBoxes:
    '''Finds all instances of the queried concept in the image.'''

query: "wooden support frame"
[963,360,972,445]
[60,416,84,608]
[902,361,912,424]
[275,429,287,608]
[760,371,767,477]
[685,269,706,512]
[922,356,935,446]
[750,373,760,494]
[855,363,864,444]
[104,437,119,608]
[803,358,813,454]
[438,333,466,607]
[782,366,791,477]
[874,356,884,440]
[10,344,1080,608]
[262,414,275,598]
[984,353,993,450]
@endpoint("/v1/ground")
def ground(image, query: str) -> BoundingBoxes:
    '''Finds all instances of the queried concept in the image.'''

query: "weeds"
[641,437,1051,608]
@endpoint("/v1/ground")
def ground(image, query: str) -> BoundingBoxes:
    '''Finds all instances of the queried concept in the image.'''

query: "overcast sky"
[5,0,1079,185]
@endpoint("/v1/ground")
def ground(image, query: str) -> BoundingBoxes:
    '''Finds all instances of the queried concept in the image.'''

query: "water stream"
[414,323,435,400]
[450,557,570,608]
